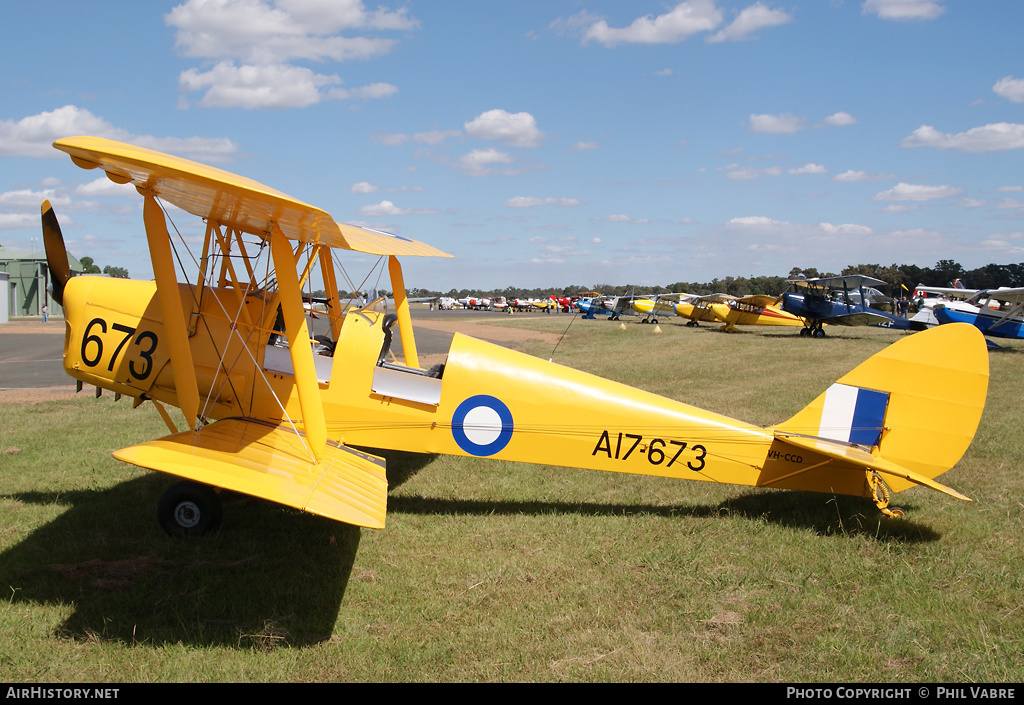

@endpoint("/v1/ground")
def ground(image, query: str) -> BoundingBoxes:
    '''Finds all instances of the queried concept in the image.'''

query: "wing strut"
[143,196,202,430]
[388,255,419,369]
[270,223,328,462]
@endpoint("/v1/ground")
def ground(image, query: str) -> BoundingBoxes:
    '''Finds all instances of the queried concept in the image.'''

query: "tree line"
[401,260,1024,299]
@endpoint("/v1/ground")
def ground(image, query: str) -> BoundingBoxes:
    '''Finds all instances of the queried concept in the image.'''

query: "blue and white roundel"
[451,395,514,457]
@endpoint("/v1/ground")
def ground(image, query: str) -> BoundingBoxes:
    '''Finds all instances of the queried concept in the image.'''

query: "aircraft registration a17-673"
[781,275,910,338]
[42,136,989,534]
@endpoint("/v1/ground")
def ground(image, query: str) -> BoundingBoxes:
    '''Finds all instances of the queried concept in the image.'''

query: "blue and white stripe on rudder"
[818,383,889,447]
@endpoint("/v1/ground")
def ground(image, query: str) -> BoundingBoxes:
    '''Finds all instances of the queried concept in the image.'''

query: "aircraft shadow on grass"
[386,490,941,543]
[0,449,435,648]
[1,446,936,648]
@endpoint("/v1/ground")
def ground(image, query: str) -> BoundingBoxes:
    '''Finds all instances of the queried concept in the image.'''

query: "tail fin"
[773,323,988,500]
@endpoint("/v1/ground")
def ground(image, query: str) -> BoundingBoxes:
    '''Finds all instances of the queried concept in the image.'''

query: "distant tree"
[103,265,129,279]
[79,256,101,274]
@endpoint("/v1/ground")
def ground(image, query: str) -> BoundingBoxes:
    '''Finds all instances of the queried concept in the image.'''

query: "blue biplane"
[781,275,910,338]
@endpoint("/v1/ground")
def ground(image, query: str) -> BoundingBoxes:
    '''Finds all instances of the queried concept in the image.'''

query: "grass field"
[1,318,1022,682]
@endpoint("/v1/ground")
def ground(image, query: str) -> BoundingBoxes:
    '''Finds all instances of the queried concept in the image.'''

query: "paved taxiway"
[0,307,564,390]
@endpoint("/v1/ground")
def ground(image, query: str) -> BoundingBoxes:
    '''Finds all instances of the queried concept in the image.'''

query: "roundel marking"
[451,395,513,457]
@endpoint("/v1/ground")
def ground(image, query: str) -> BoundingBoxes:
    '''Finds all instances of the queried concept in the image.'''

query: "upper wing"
[981,287,1024,304]
[735,294,781,308]
[791,274,887,289]
[54,136,451,258]
[915,285,980,300]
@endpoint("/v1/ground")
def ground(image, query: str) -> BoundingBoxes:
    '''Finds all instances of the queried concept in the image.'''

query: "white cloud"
[901,123,1024,153]
[180,62,339,108]
[166,0,413,63]
[457,148,515,177]
[351,182,378,194]
[464,110,545,148]
[603,214,651,224]
[358,200,407,216]
[356,200,437,217]
[0,213,43,230]
[505,197,582,208]
[580,0,723,46]
[993,76,1024,104]
[833,170,893,182]
[822,112,857,127]
[570,140,600,152]
[0,105,239,162]
[75,178,135,198]
[818,222,873,236]
[707,2,792,43]
[372,129,461,147]
[179,62,396,108]
[726,165,782,180]
[789,163,827,175]
[337,83,399,100]
[872,182,963,202]
[862,0,946,21]
[166,0,416,109]
[749,113,806,134]
[0,189,68,208]
[727,216,790,227]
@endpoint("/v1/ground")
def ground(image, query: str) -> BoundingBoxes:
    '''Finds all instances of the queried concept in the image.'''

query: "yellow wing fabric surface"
[114,419,389,529]
[53,136,450,257]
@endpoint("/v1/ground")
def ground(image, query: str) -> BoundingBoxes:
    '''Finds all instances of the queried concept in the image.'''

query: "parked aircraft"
[929,287,1024,340]
[781,275,910,337]
[676,294,734,327]
[42,136,989,533]
[575,298,614,319]
[709,295,805,332]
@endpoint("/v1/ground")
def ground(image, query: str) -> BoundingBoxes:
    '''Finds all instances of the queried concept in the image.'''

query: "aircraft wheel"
[640,319,648,324]
[652,318,658,324]
[812,328,826,338]
[158,480,223,537]
[887,507,906,519]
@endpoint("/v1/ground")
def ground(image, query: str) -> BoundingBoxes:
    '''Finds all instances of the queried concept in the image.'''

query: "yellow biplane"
[43,137,989,534]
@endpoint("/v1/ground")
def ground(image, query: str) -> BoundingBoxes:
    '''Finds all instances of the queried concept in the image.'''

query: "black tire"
[158,481,223,537]
[813,328,826,338]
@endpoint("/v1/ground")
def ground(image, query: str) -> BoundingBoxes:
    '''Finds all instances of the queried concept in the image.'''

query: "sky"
[1,0,1023,292]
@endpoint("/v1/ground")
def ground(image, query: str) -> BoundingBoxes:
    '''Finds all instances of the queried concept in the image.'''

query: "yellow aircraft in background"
[43,137,989,534]
[710,294,806,332]
[675,293,734,326]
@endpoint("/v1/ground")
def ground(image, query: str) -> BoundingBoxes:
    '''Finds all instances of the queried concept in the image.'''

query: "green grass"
[2,320,1022,682]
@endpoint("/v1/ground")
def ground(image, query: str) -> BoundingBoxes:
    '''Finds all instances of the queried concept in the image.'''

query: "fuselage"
[60,274,842,494]
[934,305,1024,339]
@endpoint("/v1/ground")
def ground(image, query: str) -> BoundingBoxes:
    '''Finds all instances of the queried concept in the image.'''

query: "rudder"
[774,323,989,493]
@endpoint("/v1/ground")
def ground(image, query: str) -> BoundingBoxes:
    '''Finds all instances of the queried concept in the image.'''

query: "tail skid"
[771,323,988,514]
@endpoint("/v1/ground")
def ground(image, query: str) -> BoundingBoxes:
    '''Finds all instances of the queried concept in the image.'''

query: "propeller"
[41,200,72,306]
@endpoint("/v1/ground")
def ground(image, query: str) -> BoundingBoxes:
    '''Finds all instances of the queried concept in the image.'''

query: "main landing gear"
[800,324,826,338]
[157,480,223,536]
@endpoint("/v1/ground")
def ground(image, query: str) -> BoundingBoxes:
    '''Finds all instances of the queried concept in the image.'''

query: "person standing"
[41,303,49,323]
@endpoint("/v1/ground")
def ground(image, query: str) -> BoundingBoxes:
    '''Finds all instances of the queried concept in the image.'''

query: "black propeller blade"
[41,199,72,307]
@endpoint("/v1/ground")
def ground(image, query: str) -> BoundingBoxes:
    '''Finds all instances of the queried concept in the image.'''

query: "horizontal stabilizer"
[774,432,971,502]
[114,419,388,528]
